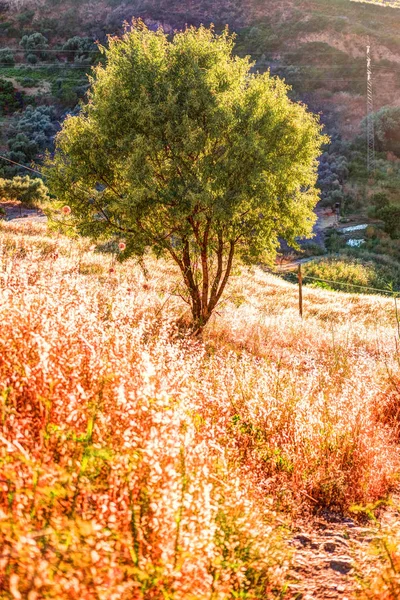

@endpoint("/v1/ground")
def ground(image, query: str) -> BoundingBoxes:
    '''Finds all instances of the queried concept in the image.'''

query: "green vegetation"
[0,78,23,115]
[0,47,15,66]
[45,23,326,330]
[20,32,49,63]
[301,256,400,293]
[0,175,49,207]
[1,106,58,177]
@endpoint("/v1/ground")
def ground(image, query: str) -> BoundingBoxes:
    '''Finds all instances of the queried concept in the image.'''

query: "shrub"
[0,78,20,115]
[0,47,15,66]
[20,32,49,61]
[302,256,400,293]
[376,205,400,238]
[0,176,49,207]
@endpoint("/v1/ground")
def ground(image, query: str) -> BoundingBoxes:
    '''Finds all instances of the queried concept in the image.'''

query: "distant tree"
[371,191,389,209]
[45,22,326,331]
[0,48,15,66]
[0,176,49,208]
[0,106,58,177]
[62,36,98,63]
[363,106,400,157]
[8,133,38,160]
[0,78,22,115]
[20,32,49,61]
[14,105,57,150]
[376,204,400,238]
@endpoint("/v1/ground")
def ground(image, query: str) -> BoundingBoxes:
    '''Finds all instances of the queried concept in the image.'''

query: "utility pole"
[298,264,303,319]
[366,40,375,173]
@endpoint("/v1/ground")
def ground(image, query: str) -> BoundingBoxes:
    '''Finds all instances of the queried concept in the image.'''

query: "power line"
[0,154,43,176]
[0,64,384,82]
[9,49,101,54]
[0,63,94,68]
[302,275,398,295]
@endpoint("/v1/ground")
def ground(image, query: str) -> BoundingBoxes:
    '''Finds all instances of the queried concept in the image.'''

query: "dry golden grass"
[1,220,400,598]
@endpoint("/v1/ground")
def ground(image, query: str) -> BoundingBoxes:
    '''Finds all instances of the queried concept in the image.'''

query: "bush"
[26,53,38,64]
[20,32,49,61]
[303,256,400,293]
[0,176,49,207]
[376,204,400,238]
[20,77,36,87]
[0,78,23,115]
[0,47,15,66]
[325,228,347,252]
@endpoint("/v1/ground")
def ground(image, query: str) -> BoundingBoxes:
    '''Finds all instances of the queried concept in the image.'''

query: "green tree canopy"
[62,36,98,63]
[363,106,400,157]
[0,176,49,207]
[20,32,49,61]
[45,22,326,330]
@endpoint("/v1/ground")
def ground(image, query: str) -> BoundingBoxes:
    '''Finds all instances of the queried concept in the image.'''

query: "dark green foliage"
[371,192,390,210]
[0,106,58,177]
[61,36,98,63]
[52,77,89,107]
[324,228,347,253]
[16,10,35,28]
[0,78,23,115]
[0,48,15,66]
[8,133,38,161]
[20,32,49,60]
[20,77,35,87]
[375,204,400,238]
[362,106,400,157]
[26,53,38,65]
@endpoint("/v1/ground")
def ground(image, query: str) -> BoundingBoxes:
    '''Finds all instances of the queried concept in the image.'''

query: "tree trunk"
[167,233,235,335]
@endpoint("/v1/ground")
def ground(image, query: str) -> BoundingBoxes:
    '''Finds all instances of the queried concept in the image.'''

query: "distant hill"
[1,0,400,137]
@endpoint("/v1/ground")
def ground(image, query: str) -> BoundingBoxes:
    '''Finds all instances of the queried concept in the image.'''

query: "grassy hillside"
[1,219,400,597]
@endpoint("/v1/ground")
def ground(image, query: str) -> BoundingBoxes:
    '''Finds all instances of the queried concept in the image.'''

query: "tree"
[376,204,400,238]
[0,78,22,115]
[62,36,98,63]
[0,106,58,177]
[44,22,326,331]
[0,48,15,66]
[362,106,400,157]
[0,176,49,208]
[20,32,49,61]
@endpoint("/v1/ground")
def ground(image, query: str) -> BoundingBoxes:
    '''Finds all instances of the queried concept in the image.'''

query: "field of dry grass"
[1,220,400,598]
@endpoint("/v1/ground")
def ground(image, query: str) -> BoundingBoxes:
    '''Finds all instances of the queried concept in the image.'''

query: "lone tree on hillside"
[44,22,326,331]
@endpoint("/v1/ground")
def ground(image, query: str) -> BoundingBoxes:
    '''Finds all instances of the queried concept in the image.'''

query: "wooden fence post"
[298,264,303,319]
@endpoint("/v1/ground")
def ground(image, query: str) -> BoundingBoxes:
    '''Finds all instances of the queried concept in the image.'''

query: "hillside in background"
[1,0,400,136]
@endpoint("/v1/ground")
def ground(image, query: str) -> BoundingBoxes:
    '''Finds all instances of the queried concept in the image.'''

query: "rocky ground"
[287,499,400,599]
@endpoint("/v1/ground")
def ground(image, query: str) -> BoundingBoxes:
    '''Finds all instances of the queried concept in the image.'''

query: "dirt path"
[286,500,400,599]
[0,201,46,222]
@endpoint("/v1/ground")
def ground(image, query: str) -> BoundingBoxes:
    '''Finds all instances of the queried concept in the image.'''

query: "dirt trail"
[286,496,400,599]
[0,201,46,222]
